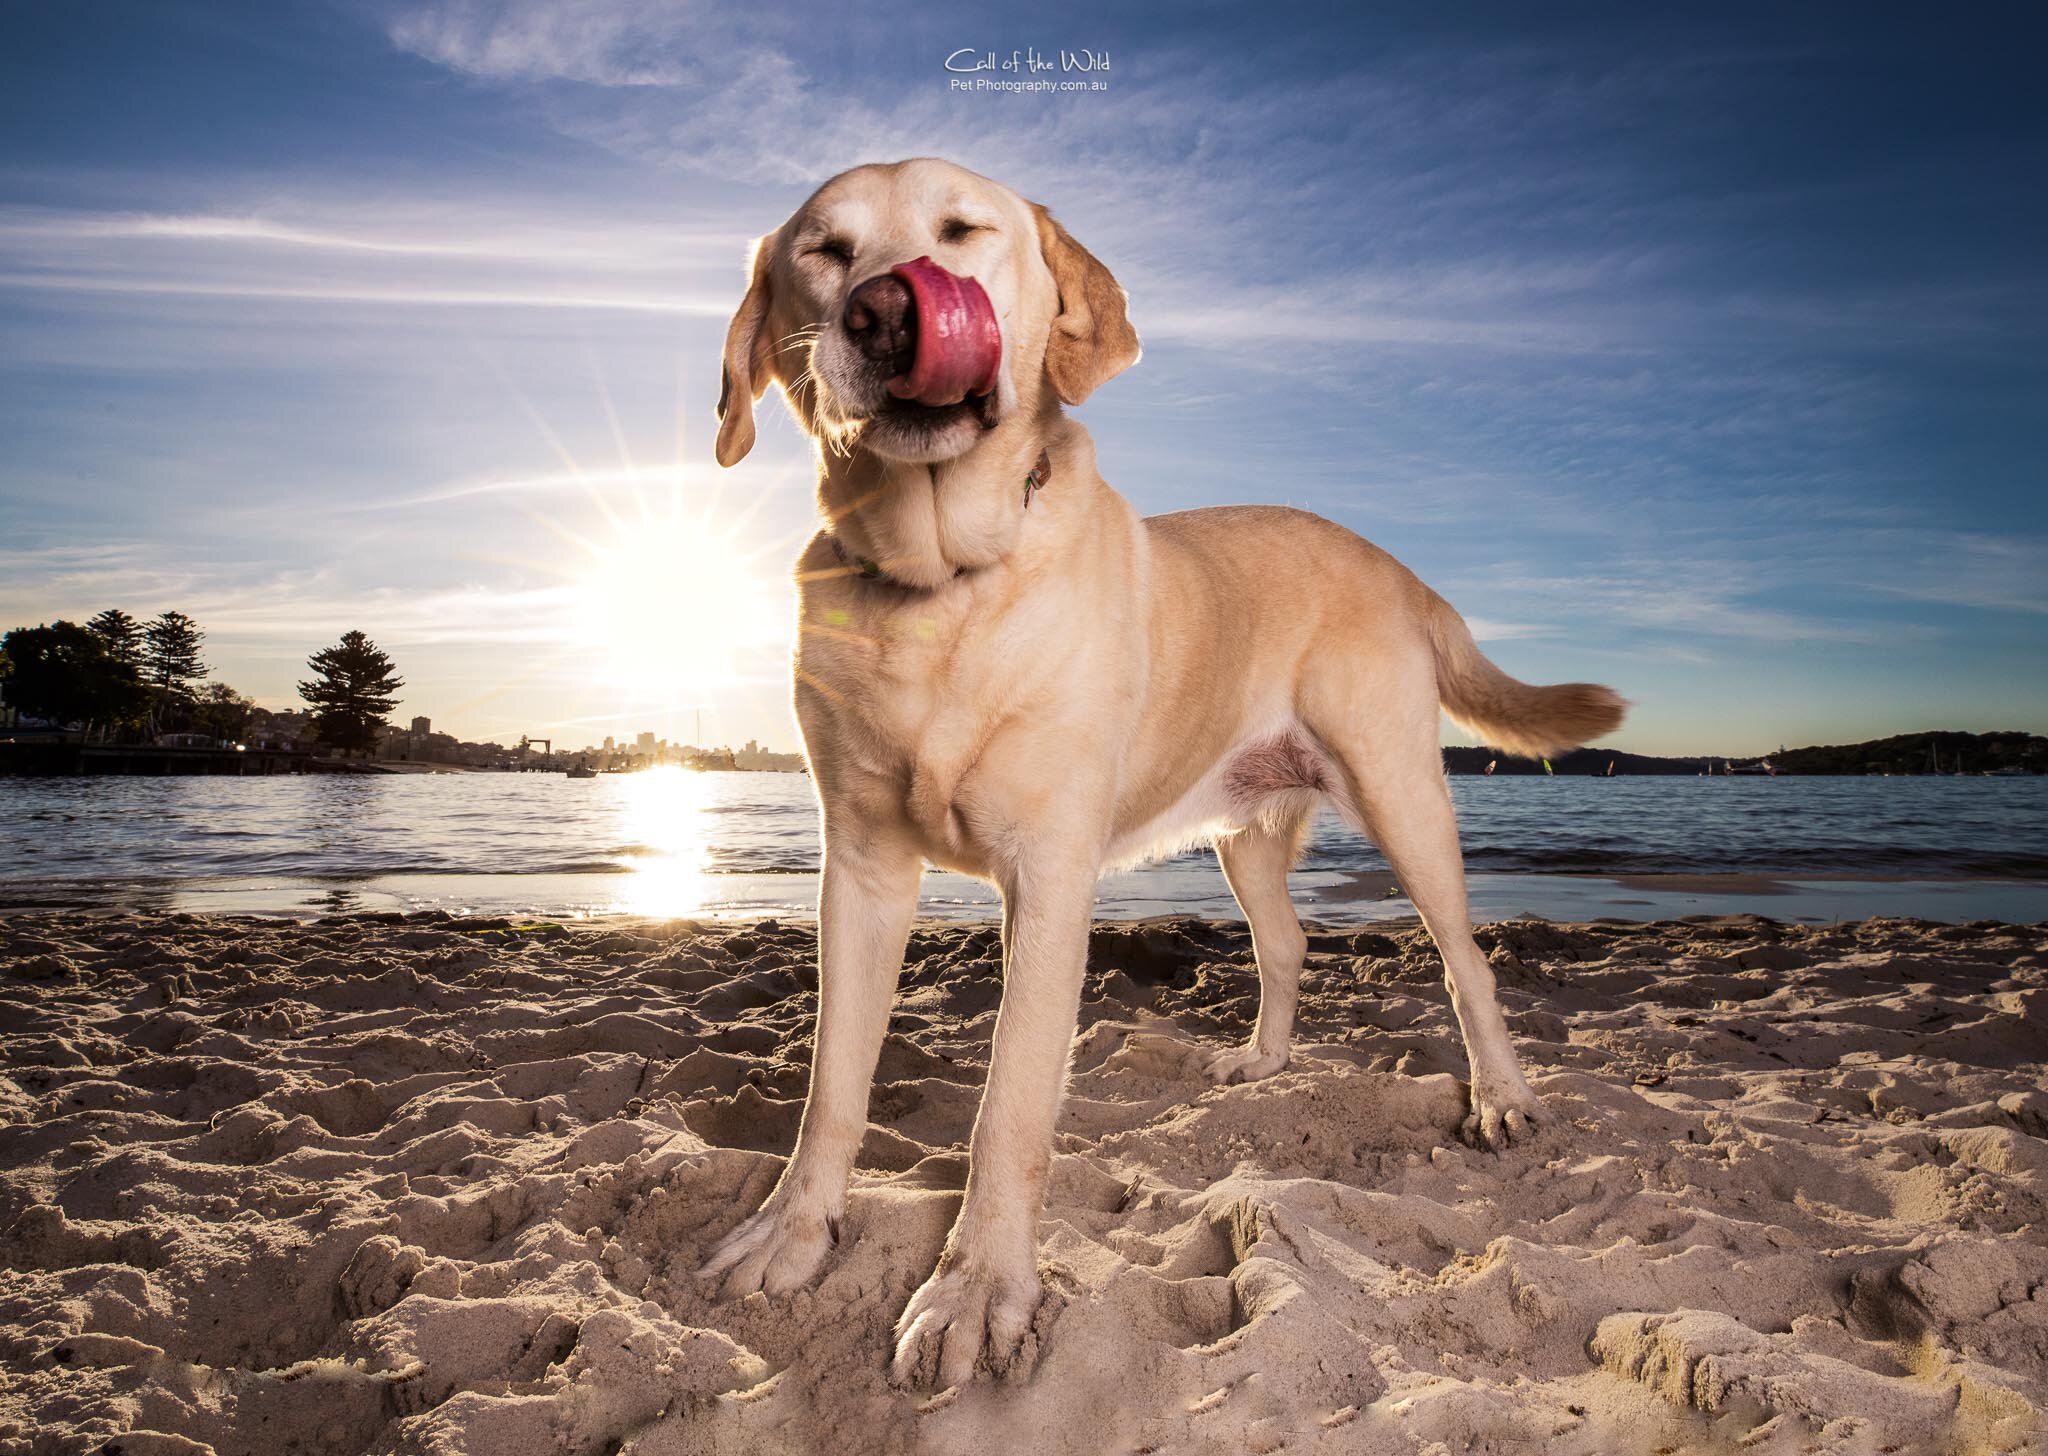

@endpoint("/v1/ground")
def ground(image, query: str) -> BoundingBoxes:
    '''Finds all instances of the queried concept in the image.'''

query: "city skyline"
[251,704,806,767]
[4,4,2046,755]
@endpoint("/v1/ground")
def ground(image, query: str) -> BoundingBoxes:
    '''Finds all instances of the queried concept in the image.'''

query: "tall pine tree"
[87,609,144,669]
[142,611,207,697]
[298,630,403,755]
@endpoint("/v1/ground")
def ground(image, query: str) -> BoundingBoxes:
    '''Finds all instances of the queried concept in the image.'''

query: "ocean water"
[3,770,2045,923]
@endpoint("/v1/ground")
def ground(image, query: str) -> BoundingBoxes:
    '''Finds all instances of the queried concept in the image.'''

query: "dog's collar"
[832,448,1053,588]
[1023,446,1051,506]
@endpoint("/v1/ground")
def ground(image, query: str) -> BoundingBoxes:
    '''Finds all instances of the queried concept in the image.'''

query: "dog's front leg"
[701,827,921,1298]
[890,849,1096,1389]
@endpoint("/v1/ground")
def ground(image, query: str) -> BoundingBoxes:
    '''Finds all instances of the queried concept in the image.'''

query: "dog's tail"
[1426,592,1626,759]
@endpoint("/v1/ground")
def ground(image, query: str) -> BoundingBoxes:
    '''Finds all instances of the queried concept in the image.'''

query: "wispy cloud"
[384,0,711,86]
[368,1,2036,403]
[0,204,744,260]
[0,212,490,256]
[1841,532,2048,617]
[0,269,725,315]
[0,543,557,646]
[0,201,743,319]
[1457,555,1913,647]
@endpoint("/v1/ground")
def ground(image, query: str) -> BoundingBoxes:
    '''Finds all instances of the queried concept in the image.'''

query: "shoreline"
[5,867,2045,926]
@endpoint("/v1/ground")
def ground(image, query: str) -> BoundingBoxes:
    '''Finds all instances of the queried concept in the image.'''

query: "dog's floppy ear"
[1032,204,1141,406]
[714,229,781,467]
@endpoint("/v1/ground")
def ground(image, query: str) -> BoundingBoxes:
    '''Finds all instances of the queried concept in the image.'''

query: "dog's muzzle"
[842,257,1001,409]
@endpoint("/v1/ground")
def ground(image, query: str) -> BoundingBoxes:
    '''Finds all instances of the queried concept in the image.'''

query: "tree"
[191,682,258,744]
[142,611,207,698]
[298,631,403,755]
[87,609,144,669]
[0,622,149,732]
[139,611,208,733]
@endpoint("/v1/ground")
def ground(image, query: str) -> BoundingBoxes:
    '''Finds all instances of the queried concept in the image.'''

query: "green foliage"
[298,630,403,755]
[0,621,149,730]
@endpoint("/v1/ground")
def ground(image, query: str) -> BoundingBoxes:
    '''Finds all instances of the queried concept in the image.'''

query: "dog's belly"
[1105,723,1335,868]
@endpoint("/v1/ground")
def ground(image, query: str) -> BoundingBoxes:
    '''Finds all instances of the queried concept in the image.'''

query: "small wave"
[6,776,2043,890]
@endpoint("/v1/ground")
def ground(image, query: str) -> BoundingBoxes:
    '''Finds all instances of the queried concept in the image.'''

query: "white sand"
[1,910,2043,1455]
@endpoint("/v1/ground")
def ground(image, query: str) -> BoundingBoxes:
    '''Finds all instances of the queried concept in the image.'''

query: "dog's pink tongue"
[887,256,1001,406]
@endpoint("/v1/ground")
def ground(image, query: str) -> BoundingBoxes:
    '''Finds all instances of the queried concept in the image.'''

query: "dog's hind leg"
[700,824,922,1298]
[1310,674,1547,1151]
[1205,802,1312,1085]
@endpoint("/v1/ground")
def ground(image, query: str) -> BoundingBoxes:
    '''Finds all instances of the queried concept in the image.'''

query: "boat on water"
[1726,759,1778,777]
[565,764,598,779]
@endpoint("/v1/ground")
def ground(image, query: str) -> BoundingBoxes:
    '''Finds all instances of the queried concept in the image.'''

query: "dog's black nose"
[843,273,917,374]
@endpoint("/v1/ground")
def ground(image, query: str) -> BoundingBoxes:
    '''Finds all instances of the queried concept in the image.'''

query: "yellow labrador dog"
[700,158,1624,1388]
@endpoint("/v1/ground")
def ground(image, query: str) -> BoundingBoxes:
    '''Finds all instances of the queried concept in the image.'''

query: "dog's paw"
[1204,1041,1288,1086]
[1461,1069,1548,1152]
[889,1257,1043,1390]
[698,1199,834,1301]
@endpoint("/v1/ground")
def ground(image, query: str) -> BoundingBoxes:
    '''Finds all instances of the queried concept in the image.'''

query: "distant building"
[411,716,431,736]
[246,706,314,750]
[636,731,656,754]
[734,738,808,773]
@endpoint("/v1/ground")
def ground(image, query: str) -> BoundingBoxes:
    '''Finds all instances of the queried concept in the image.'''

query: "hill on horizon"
[1444,730,2045,776]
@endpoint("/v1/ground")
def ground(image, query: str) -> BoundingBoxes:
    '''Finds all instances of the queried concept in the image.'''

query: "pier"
[0,741,330,776]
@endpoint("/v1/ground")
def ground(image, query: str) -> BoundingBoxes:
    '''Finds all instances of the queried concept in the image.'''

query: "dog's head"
[714,158,1140,468]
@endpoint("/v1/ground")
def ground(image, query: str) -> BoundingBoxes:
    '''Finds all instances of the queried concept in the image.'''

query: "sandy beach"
[1,909,2044,1455]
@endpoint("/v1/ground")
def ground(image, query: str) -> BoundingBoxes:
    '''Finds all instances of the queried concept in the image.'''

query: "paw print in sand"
[338,1234,427,1321]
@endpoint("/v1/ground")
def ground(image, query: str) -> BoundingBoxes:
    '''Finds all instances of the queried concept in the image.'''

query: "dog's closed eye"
[939,218,990,244]
[809,238,855,266]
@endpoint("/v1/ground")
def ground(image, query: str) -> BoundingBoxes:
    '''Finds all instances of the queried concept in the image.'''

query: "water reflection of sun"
[611,766,714,917]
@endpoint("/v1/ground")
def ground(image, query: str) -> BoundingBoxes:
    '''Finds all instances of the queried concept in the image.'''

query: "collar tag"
[1024,448,1053,508]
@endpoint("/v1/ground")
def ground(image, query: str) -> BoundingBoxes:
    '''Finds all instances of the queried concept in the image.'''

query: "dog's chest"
[796,578,1008,775]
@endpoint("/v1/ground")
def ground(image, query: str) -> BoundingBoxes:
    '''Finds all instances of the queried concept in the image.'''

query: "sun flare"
[571,510,784,705]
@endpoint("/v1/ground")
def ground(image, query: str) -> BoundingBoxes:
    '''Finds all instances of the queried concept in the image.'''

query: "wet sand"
[9,867,2046,928]
[2,911,2044,1454]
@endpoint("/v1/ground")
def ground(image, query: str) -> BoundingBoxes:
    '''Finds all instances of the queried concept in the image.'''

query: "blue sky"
[3,2,2044,755]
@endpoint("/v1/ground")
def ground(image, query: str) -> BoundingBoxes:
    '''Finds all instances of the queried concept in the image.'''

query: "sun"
[571,509,784,702]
